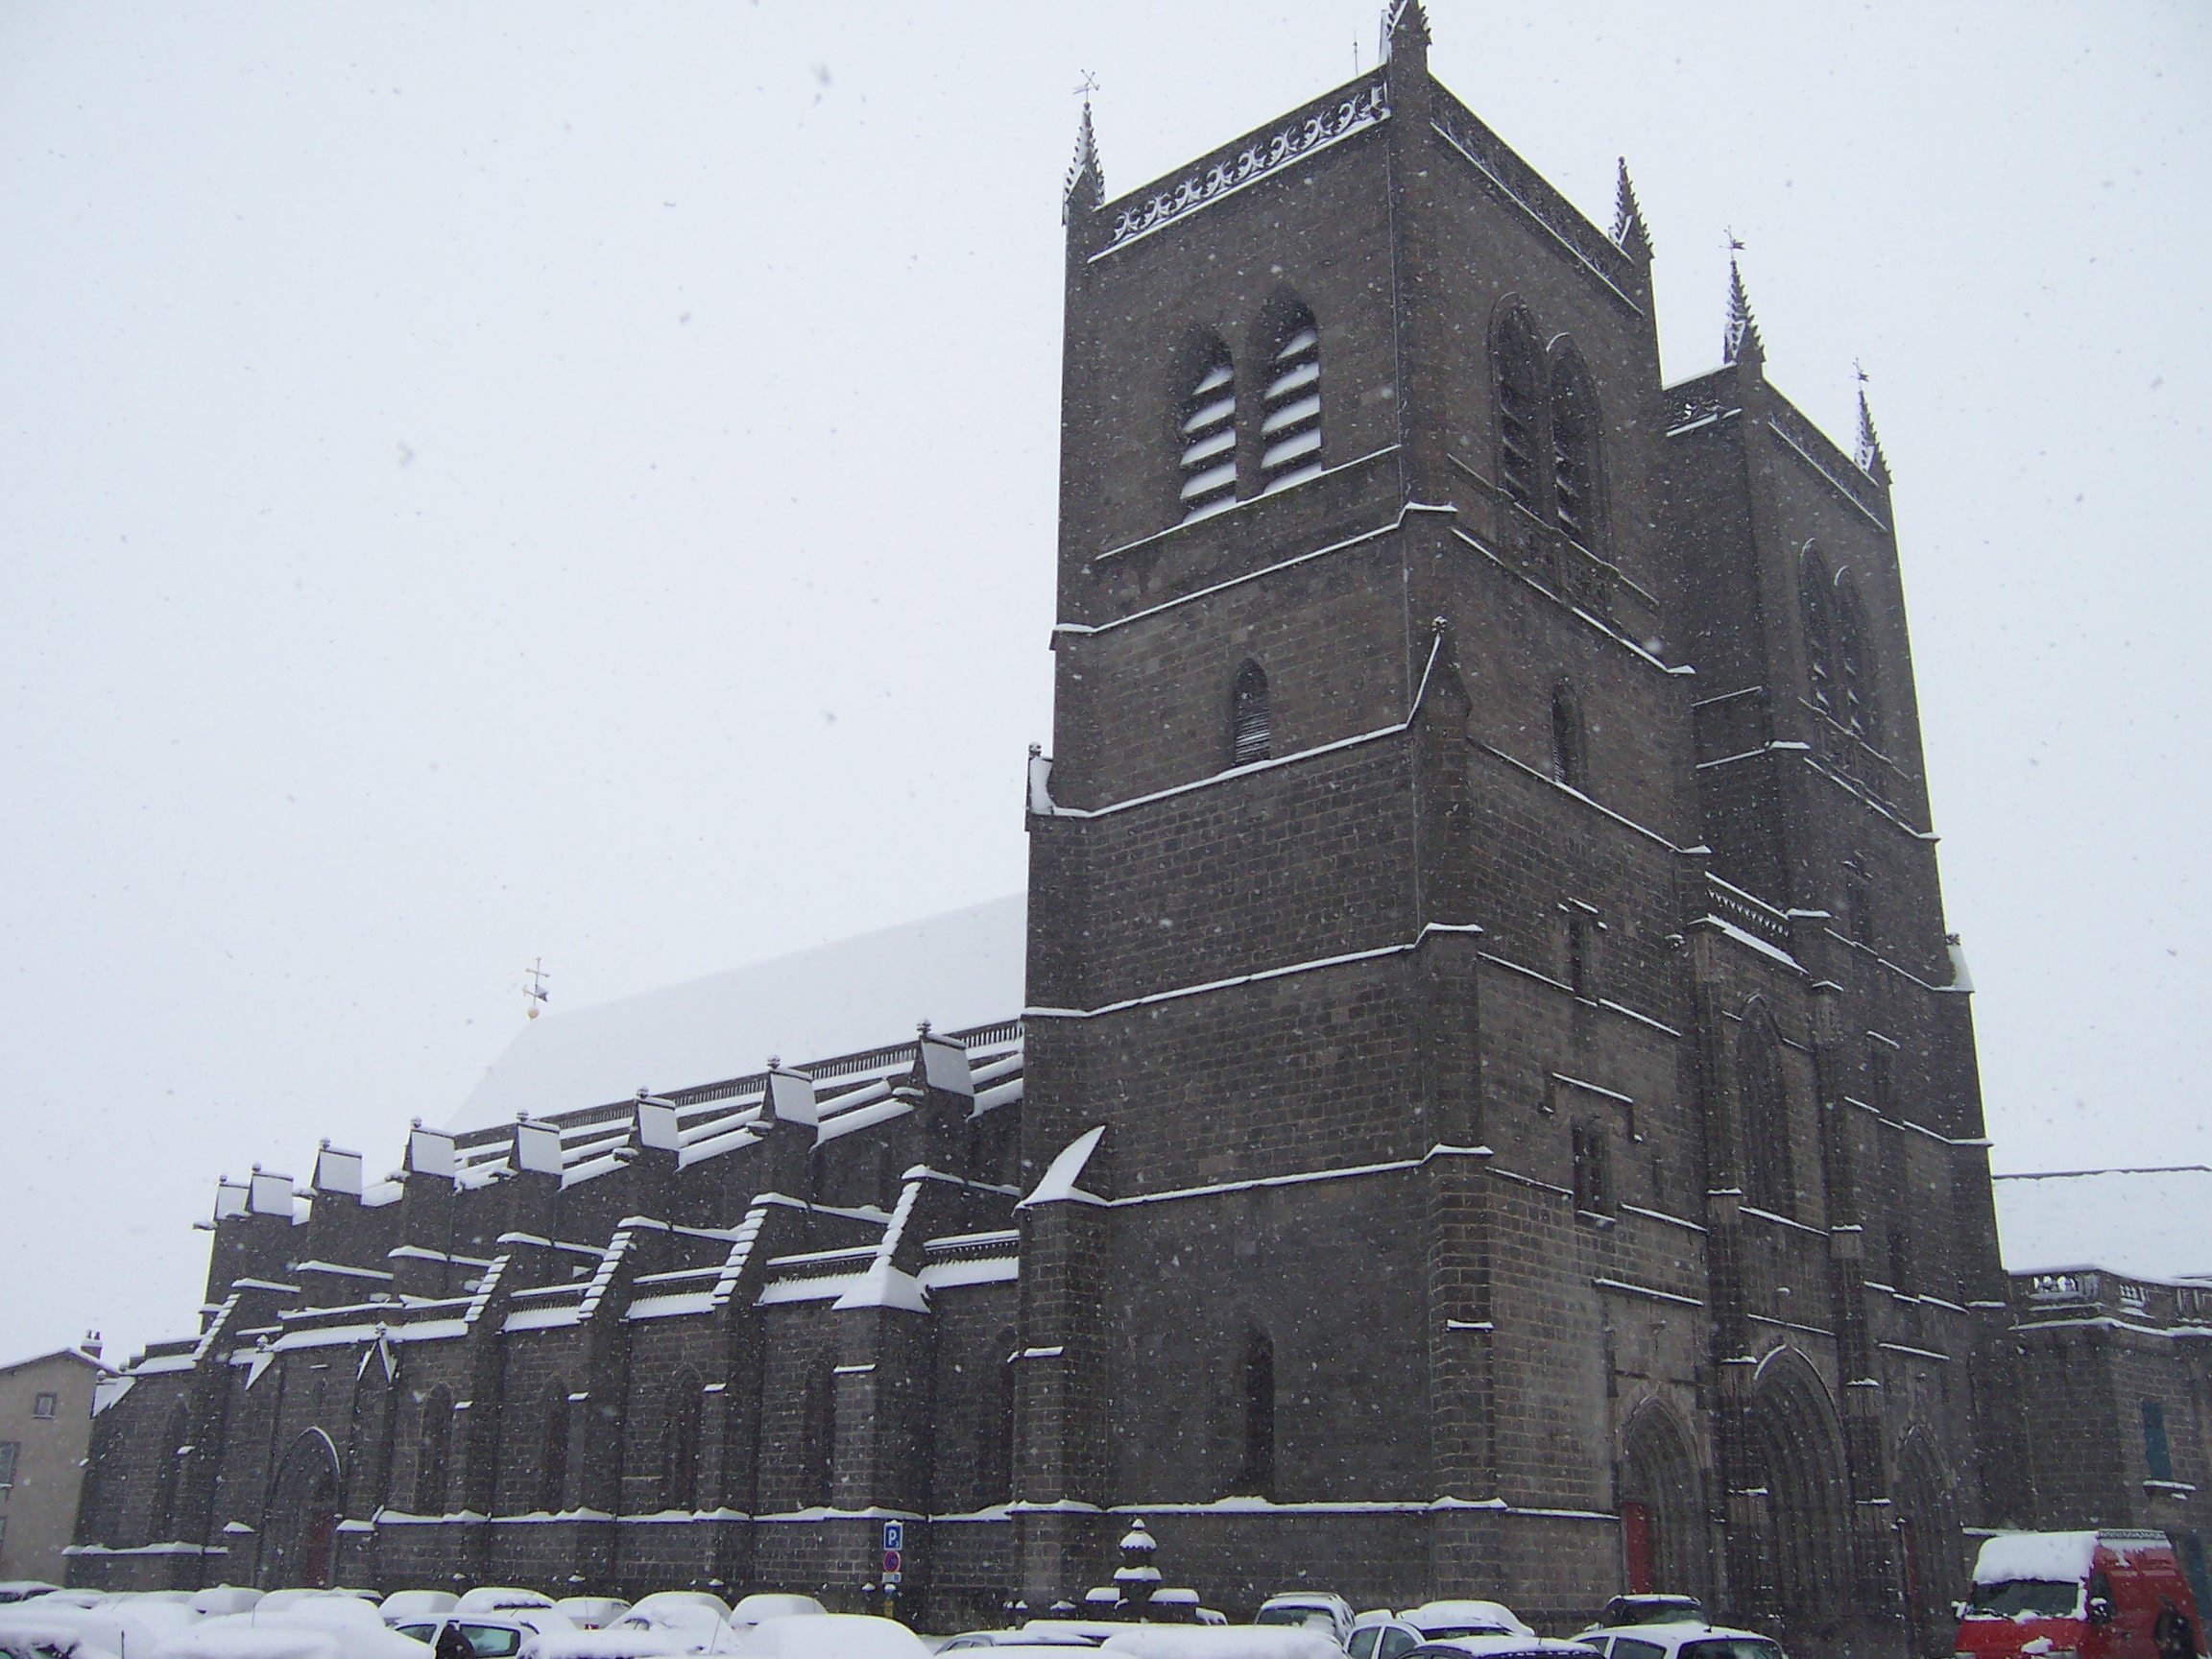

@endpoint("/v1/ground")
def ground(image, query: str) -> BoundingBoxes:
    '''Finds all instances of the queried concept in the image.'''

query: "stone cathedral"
[73,11,2014,1654]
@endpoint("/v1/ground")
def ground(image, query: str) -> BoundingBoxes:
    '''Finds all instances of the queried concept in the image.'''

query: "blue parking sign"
[884,1520,903,1552]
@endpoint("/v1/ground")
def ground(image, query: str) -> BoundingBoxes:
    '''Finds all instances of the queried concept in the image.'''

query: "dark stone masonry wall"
[78,11,2143,1654]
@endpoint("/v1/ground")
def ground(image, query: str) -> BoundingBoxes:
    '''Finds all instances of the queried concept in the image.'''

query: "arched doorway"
[1621,1403,1708,1599]
[1893,1434,1964,1656]
[262,1430,343,1588]
[1747,1352,1851,1633]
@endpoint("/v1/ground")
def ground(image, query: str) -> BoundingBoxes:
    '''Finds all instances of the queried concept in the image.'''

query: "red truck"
[1957,1530,2205,1659]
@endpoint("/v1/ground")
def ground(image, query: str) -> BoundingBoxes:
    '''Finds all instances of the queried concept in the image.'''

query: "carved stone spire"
[1722,255,1764,368]
[1063,100,1103,224]
[1382,0,1431,60]
[1856,388,1891,484]
[1611,158,1651,256]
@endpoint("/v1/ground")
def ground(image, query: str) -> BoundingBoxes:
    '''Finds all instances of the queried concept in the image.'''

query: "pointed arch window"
[800,1353,835,1509]
[1178,336,1238,522]
[536,1381,569,1514]
[148,1399,190,1542]
[1737,1005,1795,1217]
[1232,1326,1277,1500]
[1493,307,1545,516]
[1835,571,1882,743]
[1551,677,1587,789]
[1549,347,1601,549]
[414,1385,453,1515]
[1801,549,1835,714]
[1259,301,1323,493]
[663,1368,703,1513]
[1230,661,1271,766]
[983,1327,1018,1505]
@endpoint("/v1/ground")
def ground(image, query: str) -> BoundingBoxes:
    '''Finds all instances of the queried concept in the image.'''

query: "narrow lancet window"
[1836,572,1881,743]
[1551,677,1586,789]
[1259,302,1322,493]
[537,1382,569,1513]
[415,1385,452,1515]
[1178,337,1238,521]
[1235,1327,1276,1500]
[1549,348,1600,548]
[1801,549,1835,714]
[1231,661,1271,766]
[1738,1006,1795,1217]
[663,1368,702,1512]
[1494,307,1545,516]
[801,1354,835,1508]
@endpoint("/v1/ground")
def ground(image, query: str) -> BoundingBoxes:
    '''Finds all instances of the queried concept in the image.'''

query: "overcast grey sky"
[3,2,2205,1365]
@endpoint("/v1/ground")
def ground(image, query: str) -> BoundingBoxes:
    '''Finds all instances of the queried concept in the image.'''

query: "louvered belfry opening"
[1494,306,1545,515]
[1178,336,1238,521]
[1230,661,1271,766]
[1259,301,1322,493]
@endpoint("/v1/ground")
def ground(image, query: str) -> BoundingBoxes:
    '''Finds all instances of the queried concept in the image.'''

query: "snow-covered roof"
[1992,1166,2212,1284]
[0,1346,117,1378]
[451,895,1025,1131]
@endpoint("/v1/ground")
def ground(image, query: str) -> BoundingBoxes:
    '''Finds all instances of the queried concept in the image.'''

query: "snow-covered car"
[1016,1623,1122,1647]
[1099,1628,1345,1659]
[940,1634,1100,1651]
[726,1601,818,1638]
[1575,1602,1703,1637]
[1571,1624,1779,1659]
[527,1594,738,1659]
[551,1602,628,1633]
[382,1595,459,1628]
[1347,1616,1423,1659]
[0,1588,58,1608]
[731,1616,929,1659]
[1402,1639,1600,1659]
[151,1600,430,1659]
[193,1591,266,1618]
[1399,1608,1535,1643]
[1257,1596,1356,1650]
[0,1599,198,1659]
[455,1595,559,1619]
[261,1594,372,1616]
[395,1611,575,1658]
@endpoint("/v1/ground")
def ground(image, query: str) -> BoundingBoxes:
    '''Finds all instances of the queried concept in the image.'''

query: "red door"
[1624,1501,1653,1594]
[301,1506,338,1589]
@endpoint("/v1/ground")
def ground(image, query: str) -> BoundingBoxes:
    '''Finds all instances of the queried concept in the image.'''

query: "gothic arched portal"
[1747,1353,1852,1630]
[1620,1402,1708,1599]
[261,1429,343,1589]
[1894,1432,1966,1656]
